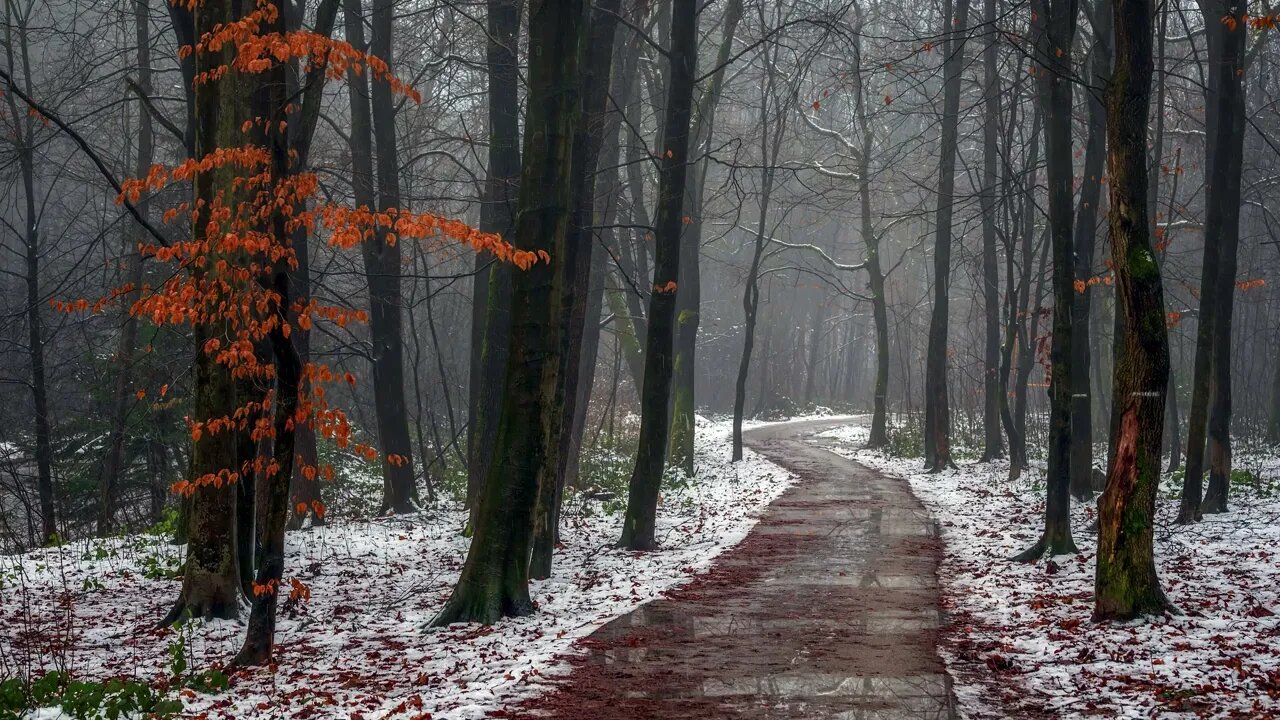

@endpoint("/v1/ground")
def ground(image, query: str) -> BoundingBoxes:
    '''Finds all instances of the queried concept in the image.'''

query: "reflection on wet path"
[517,418,957,719]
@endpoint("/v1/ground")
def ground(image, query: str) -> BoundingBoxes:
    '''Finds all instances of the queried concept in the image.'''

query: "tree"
[2,0,56,544]
[668,0,744,476]
[619,0,698,550]
[1094,0,1172,620]
[344,0,418,515]
[1180,0,1246,521]
[434,0,584,623]
[531,0,624,580]
[922,0,971,472]
[1069,0,1112,500]
[466,0,520,515]
[978,0,1005,462]
[1015,0,1079,560]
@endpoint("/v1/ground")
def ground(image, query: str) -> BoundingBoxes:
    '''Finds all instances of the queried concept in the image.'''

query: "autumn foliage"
[54,0,541,509]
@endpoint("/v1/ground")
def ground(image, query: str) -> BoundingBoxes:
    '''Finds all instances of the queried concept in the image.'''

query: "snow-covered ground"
[821,423,1280,719]
[2,418,794,719]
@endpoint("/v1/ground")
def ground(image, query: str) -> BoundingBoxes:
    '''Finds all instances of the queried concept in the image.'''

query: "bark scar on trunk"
[1101,405,1139,539]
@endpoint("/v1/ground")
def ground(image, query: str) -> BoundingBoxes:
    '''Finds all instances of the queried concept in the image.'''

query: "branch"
[124,77,186,145]
[0,67,171,248]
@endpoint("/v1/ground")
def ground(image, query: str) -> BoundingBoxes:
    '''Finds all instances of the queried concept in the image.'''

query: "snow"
[1,417,795,719]
[820,423,1280,719]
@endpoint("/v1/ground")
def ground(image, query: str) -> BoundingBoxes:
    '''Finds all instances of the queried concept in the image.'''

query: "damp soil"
[508,418,958,719]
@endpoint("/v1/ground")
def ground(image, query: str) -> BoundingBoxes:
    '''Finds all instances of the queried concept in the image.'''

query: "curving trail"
[513,418,957,719]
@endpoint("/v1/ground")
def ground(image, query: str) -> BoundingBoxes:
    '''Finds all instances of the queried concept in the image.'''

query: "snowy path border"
[4,417,797,719]
[820,422,1280,720]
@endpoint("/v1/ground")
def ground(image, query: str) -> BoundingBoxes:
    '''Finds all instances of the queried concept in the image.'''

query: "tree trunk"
[619,0,698,550]
[284,0,340,530]
[1200,0,1245,516]
[923,0,971,471]
[1179,0,1244,522]
[343,0,417,515]
[467,0,521,514]
[1094,0,1171,620]
[233,16,299,661]
[1015,0,1079,561]
[669,0,743,476]
[1069,0,1111,499]
[530,0,622,580]
[163,0,250,624]
[97,0,154,537]
[803,303,826,407]
[979,0,1005,461]
[433,0,585,624]
[732,28,787,463]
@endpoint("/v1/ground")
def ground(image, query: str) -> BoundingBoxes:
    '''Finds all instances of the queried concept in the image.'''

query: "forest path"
[514,418,957,719]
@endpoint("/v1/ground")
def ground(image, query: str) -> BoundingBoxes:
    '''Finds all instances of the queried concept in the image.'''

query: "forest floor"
[821,423,1280,719]
[2,418,794,719]
[509,417,956,719]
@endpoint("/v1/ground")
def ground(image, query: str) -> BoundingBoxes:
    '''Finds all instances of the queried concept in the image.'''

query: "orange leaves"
[1073,279,1087,294]
[1221,14,1239,31]
[811,100,821,111]
[1236,278,1266,291]
[288,577,311,602]
[386,454,409,467]
[884,95,893,106]
[654,280,678,295]
[1167,311,1183,328]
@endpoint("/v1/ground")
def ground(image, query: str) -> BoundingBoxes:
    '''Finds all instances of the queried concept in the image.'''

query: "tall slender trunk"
[530,0,623,580]
[979,0,1004,461]
[923,0,971,471]
[283,0,339,530]
[1201,0,1245,516]
[732,28,785,463]
[162,0,250,624]
[433,0,585,625]
[803,303,825,406]
[1000,111,1042,477]
[233,6,299,660]
[1069,0,1112,499]
[669,0,743,476]
[1016,0,1079,560]
[467,0,521,514]
[1094,0,1171,619]
[619,0,698,550]
[2,3,54,545]
[97,0,154,537]
[1179,0,1245,521]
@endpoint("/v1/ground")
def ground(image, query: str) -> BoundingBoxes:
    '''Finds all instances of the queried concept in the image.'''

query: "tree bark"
[619,0,698,550]
[1015,0,1079,560]
[344,0,417,515]
[923,0,971,472]
[1179,0,1244,522]
[1200,0,1245,516]
[233,10,299,660]
[530,0,623,580]
[97,0,155,537]
[979,0,1005,462]
[1069,0,1111,500]
[1094,0,1172,620]
[284,0,340,530]
[162,0,250,624]
[669,0,743,476]
[467,0,521,515]
[433,0,585,624]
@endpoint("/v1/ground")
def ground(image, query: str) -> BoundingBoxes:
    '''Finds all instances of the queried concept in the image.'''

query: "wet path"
[514,418,956,719]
